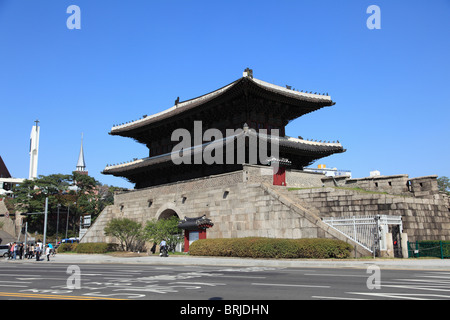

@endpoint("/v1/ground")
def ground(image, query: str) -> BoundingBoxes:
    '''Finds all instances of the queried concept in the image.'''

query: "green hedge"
[57,242,118,254]
[76,243,119,254]
[189,237,353,259]
[57,243,78,253]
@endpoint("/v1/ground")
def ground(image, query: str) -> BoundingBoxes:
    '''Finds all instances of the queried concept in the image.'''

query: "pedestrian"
[19,243,23,260]
[8,243,13,260]
[150,242,156,254]
[159,239,167,257]
[27,244,33,259]
[48,243,55,257]
[35,244,41,261]
[12,242,17,260]
[45,245,51,262]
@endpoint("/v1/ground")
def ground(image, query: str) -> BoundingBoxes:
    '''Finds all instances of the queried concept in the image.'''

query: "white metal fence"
[321,215,403,253]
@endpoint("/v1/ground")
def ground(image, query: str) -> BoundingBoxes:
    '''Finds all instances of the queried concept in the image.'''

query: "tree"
[104,218,145,251]
[144,216,182,251]
[12,174,73,234]
[437,176,450,194]
[11,172,121,237]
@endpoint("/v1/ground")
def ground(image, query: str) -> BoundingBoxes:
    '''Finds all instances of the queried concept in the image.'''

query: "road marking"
[0,291,126,300]
[348,292,450,300]
[420,275,450,280]
[0,284,29,288]
[252,282,330,288]
[169,281,226,287]
[216,275,266,279]
[304,273,367,278]
[16,277,69,281]
[312,296,367,300]
[382,284,450,292]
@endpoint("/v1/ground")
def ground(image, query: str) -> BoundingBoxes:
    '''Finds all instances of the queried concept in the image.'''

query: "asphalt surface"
[0,253,450,302]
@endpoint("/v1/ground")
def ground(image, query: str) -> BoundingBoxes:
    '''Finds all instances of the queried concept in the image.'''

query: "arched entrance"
[158,209,179,220]
[155,203,182,252]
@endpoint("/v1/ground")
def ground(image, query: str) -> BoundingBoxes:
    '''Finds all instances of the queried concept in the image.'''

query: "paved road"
[1,262,450,301]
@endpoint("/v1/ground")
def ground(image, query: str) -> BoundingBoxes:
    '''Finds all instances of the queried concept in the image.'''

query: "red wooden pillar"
[273,166,286,186]
[184,231,190,252]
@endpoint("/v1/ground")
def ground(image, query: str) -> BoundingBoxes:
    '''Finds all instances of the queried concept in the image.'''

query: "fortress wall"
[289,187,450,243]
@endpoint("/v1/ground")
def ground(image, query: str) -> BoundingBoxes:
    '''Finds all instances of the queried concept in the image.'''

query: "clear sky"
[1,0,449,189]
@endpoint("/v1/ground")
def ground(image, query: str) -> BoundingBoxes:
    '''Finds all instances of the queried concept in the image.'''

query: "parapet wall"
[288,187,450,243]
[322,174,441,199]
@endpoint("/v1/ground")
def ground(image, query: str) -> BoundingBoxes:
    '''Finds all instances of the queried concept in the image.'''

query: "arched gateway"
[156,203,181,220]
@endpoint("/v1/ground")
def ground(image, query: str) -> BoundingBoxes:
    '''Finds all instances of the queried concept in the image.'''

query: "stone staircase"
[260,183,373,257]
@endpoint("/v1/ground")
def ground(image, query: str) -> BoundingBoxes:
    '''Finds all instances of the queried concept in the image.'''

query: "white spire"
[29,120,40,179]
[76,133,86,172]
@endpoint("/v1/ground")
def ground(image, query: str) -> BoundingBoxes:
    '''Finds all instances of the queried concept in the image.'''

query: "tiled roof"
[110,75,334,135]
[103,128,343,175]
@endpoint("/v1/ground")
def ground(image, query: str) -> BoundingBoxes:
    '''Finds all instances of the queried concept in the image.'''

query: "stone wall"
[286,187,450,243]
[337,175,410,195]
[322,174,441,199]
[0,199,20,240]
[285,169,324,188]
[82,168,370,255]
[82,165,450,256]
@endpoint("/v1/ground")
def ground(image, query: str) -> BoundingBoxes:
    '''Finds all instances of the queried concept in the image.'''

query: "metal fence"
[321,215,403,254]
[407,241,450,259]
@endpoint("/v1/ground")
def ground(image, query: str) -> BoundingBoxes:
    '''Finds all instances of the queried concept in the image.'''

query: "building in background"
[0,156,24,195]
[304,164,352,178]
[75,133,88,175]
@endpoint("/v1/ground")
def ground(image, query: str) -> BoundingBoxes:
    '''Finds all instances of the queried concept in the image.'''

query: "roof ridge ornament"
[243,67,253,78]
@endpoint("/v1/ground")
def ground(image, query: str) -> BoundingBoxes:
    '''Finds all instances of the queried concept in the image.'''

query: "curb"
[3,254,450,271]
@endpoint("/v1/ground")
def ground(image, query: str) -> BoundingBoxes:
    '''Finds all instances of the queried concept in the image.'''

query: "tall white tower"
[29,120,40,179]
[76,133,87,174]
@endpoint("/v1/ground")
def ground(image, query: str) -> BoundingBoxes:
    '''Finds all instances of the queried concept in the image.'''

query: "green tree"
[437,176,450,194]
[104,218,145,251]
[12,174,73,234]
[11,172,117,237]
[144,216,182,251]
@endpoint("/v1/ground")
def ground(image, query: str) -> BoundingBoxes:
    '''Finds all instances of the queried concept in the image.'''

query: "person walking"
[8,243,14,260]
[150,242,156,254]
[12,242,17,260]
[45,245,51,262]
[35,244,41,261]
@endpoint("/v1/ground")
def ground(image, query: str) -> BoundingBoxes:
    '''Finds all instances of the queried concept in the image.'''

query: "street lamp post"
[65,204,70,240]
[56,204,61,244]
[42,197,48,252]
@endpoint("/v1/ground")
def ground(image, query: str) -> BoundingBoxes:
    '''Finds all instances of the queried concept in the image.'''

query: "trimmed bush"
[75,243,119,254]
[57,243,78,253]
[189,237,353,259]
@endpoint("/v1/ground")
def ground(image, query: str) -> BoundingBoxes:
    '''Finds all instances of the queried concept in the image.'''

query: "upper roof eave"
[109,75,335,136]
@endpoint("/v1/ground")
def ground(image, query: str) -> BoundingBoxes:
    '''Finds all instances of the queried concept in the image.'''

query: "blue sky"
[1,0,449,189]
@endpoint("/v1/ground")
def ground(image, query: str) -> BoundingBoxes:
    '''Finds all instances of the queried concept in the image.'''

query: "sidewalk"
[3,253,450,270]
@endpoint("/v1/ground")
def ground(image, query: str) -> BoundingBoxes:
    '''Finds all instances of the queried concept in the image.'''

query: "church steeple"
[76,133,87,174]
